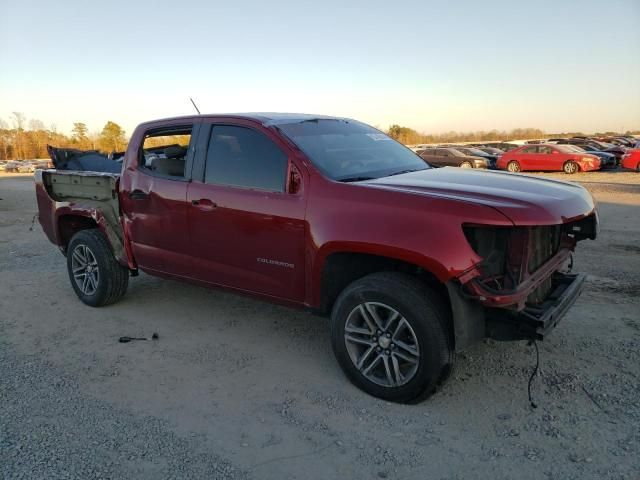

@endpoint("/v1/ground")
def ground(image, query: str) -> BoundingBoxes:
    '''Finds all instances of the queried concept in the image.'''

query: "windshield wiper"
[385,168,425,177]
[337,176,377,183]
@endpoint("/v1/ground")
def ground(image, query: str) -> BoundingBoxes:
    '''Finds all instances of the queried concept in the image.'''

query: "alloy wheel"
[71,244,100,295]
[343,302,420,387]
[564,161,578,174]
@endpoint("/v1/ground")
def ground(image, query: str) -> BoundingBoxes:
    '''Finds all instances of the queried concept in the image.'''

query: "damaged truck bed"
[47,145,123,173]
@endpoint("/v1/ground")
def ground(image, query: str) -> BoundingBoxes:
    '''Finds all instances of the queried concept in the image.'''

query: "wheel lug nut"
[376,346,382,352]
[390,344,395,349]
[372,337,377,342]
[385,350,390,355]
[386,333,391,338]
[377,330,382,336]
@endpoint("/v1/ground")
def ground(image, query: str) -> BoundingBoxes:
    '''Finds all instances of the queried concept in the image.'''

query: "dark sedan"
[449,146,499,168]
[417,147,491,169]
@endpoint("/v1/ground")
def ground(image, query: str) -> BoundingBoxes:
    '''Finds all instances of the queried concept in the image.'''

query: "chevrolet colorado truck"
[35,113,598,403]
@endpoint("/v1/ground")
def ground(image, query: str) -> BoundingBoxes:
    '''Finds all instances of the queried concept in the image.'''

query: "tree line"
[1,112,637,161]
[387,125,639,145]
[0,112,126,160]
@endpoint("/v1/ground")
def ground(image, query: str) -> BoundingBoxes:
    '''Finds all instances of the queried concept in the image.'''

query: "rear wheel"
[506,160,521,173]
[459,161,473,168]
[330,272,453,403]
[563,160,579,174]
[66,229,129,307]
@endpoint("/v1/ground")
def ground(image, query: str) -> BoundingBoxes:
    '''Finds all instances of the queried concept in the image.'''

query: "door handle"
[191,199,217,210]
[129,190,149,200]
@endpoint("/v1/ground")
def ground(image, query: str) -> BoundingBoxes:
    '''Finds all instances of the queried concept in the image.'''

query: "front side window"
[277,119,428,181]
[204,125,288,192]
[522,146,538,153]
[140,126,193,178]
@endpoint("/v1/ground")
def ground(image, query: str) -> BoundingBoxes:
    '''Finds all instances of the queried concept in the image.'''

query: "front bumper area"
[465,247,573,310]
[485,272,585,341]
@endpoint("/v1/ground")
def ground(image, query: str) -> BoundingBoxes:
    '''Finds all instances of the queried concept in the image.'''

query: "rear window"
[140,126,193,178]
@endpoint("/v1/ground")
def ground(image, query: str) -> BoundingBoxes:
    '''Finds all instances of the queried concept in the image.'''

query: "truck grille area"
[463,214,596,309]
[527,226,562,273]
[526,226,562,304]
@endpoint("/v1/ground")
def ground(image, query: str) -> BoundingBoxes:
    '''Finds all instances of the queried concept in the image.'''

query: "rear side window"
[140,126,193,178]
[522,146,538,153]
[205,125,287,192]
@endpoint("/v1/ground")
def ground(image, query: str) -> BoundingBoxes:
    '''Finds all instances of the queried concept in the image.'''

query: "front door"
[186,122,307,302]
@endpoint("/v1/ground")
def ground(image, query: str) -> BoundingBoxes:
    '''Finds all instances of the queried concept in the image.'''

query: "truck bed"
[35,169,126,261]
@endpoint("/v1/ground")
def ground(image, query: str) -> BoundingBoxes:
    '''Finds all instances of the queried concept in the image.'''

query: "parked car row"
[414,135,640,173]
[0,159,52,173]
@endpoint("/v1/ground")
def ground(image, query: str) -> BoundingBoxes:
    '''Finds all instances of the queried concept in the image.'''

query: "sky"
[1,0,639,137]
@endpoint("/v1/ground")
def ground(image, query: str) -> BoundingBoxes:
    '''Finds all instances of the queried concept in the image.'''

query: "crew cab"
[497,144,601,173]
[35,113,598,403]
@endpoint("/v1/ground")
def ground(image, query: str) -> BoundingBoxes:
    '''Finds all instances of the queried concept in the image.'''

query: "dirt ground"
[1,170,639,480]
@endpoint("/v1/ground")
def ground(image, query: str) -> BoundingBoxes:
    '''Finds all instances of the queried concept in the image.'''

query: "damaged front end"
[452,213,597,345]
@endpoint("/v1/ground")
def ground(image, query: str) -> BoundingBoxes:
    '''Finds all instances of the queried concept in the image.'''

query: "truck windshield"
[277,119,429,181]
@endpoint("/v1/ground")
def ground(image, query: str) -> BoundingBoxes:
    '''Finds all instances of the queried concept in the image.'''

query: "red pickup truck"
[35,113,598,402]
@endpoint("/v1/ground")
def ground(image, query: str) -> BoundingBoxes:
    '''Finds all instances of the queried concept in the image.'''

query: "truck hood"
[361,167,595,226]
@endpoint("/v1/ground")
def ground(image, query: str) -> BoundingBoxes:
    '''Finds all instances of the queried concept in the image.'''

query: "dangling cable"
[527,340,540,409]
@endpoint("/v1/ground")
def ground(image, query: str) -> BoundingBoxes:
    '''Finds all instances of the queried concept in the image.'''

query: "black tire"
[563,160,579,174]
[66,229,129,307]
[330,272,453,403]
[506,160,521,173]
[459,161,473,169]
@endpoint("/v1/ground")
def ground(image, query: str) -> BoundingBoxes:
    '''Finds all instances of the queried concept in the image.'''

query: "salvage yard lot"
[1,171,639,479]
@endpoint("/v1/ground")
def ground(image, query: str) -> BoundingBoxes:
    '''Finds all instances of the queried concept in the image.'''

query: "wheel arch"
[55,209,127,265]
[57,213,99,251]
[314,247,452,319]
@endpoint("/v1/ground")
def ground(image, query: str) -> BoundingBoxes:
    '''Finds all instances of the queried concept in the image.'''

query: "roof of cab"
[137,112,350,129]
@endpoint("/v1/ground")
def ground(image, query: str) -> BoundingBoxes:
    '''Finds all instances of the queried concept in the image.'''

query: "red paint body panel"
[497,145,601,172]
[35,114,598,313]
[621,149,640,171]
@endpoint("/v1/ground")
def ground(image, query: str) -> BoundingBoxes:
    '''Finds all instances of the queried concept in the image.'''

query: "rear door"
[186,120,307,302]
[120,123,200,277]
[428,149,452,167]
[518,145,539,170]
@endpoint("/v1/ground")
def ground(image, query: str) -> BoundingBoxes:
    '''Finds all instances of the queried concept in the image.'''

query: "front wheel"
[330,272,453,403]
[563,161,579,174]
[66,229,129,307]
[459,161,473,168]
